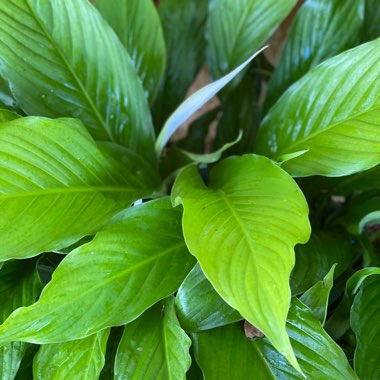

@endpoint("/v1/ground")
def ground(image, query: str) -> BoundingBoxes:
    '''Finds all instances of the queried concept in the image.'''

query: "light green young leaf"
[266,0,364,109]
[256,39,380,177]
[0,261,42,380]
[153,0,208,128]
[206,0,297,81]
[300,265,336,324]
[291,231,352,295]
[175,263,242,332]
[351,275,380,380]
[155,48,265,154]
[33,329,110,380]
[0,198,195,344]
[0,117,159,261]
[172,154,311,372]
[0,0,155,161]
[115,297,191,380]
[93,0,166,104]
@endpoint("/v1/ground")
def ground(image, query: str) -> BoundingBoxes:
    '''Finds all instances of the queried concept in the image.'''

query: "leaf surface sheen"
[256,39,380,177]
[0,198,195,344]
[172,154,311,371]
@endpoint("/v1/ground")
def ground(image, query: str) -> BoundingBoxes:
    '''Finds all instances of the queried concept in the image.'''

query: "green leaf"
[0,77,18,111]
[256,39,380,177]
[291,231,353,295]
[192,323,276,380]
[0,198,195,344]
[0,109,20,123]
[206,0,297,81]
[33,329,110,380]
[257,298,358,379]
[266,0,364,108]
[175,263,242,332]
[14,345,39,380]
[153,0,208,128]
[172,154,311,372]
[362,0,380,41]
[0,0,155,161]
[351,275,380,380]
[115,297,191,380]
[0,261,42,380]
[300,265,336,324]
[99,327,123,380]
[0,116,158,260]
[155,48,265,154]
[93,0,166,104]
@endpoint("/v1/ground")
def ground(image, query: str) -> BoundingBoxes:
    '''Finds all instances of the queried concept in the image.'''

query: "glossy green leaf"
[0,117,158,260]
[0,198,195,344]
[115,297,191,380]
[176,263,241,332]
[153,0,208,128]
[93,0,166,104]
[300,265,336,324]
[192,323,275,380]
[0,0,155,161]
[351,275,380,380]
[33,329,109,380]
[362,0,380,41]
[0,77,18,111]
[291,231,352,295]
[0,109,20,122]
[0,261,42,380]
[266,0,364,108]
[256,39,380,177]
[257,298,358,379]
[172,154,311,371]
[206,0,297,81]
[155,49,264,154]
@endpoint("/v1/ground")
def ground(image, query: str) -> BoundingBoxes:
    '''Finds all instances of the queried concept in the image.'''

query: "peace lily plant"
[0,0,379,379]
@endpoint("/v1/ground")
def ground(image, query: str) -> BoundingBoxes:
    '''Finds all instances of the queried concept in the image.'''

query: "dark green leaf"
[266,0,364,108]
[176,263,241,332]
[33,329,110,380]
[0,109,20,122]
[0,77,18,111]
[0,0,155,161]
[0,198,195,344]
[172,155,311,371]
[0,117,158,260]
[93,0,166,104]
[115,297,191,380]
[362,0,380,41]
[256,39,380,177]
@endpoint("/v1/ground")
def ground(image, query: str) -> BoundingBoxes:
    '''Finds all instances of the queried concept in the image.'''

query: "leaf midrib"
[24,0,114,142]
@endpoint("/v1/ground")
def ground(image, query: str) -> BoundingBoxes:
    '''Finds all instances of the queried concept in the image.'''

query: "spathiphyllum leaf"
[93,0,166,104]
[266,0,364,108]
[0,198,195,344]
[0,109,20,122]
[362,0,380,41]
[115,297,191,380]
[33,329,110,380]
[351,275,380,380]
[0,0,155,161]
[256,39,380,177]
[0,261,42,380]
[0,77,18,111]
[0,117,159,260]
[172,155,311,372]
[206,0,297,81]
[175,263,242,332]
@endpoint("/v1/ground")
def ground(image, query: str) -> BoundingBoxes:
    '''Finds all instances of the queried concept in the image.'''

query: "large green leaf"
[362,0,380,41]
[0,198,195,344]
[266,0,364,109]
[290,231,353,295]
[0,77,18,111]
[93,0,166,104]
[351,275,380,380]
[192,323,276,380]
[0,109,20,123]
[206,0,297,81]
[153,0,208,128]
[175,263,241,332]
[115,297,191,380]
[0,0,155,161]
[0,261,42,380]
[0,116,158,261]
[33,329,109,380]
[172,155,311,371]
[256,39,380,177]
